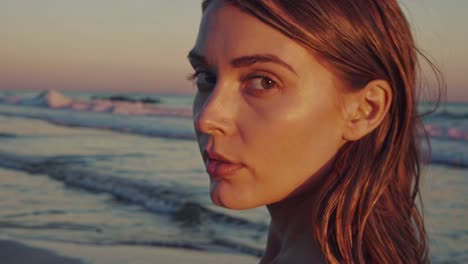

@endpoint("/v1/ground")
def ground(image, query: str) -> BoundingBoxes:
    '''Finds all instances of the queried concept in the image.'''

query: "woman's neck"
[260,191,325,264]
[259,159,336,264]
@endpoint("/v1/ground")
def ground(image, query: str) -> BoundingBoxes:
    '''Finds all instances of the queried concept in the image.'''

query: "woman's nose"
[193,88,237,137]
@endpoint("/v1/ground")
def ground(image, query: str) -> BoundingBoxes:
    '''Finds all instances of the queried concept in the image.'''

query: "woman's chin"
[209,181,261,210]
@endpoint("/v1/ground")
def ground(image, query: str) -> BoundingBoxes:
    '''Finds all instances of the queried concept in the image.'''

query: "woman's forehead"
[193,3,312,70]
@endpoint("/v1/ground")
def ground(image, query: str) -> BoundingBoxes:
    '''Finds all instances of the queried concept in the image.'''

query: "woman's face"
[189,1,347,209]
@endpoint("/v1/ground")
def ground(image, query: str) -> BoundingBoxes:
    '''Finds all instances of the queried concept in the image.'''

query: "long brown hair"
[202,0,443,263]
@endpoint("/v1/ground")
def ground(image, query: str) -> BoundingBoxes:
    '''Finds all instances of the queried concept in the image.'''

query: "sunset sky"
[2,0,467,101]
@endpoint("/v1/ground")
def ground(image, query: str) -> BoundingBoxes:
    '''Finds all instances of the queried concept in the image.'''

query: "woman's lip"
[204,150,235,164]
[206,159,244,178]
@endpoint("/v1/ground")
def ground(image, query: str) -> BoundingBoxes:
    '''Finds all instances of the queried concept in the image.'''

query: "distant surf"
[1,90,467,168]
[0,90,192,118]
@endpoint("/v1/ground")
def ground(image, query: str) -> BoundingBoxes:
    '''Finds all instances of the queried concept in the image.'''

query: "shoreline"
[0,238,259,264]
[0,240,84,264]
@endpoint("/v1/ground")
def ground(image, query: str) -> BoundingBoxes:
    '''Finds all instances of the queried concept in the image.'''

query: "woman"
[188,0,439,263]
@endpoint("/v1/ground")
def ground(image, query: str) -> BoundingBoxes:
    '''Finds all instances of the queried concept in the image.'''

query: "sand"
[0,239,259,264]
[0,240,83,264]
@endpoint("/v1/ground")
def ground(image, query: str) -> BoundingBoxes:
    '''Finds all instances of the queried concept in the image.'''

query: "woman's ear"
[342,80,392,141]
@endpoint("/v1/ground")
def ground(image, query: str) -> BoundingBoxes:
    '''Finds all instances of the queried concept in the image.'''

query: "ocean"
[0,90,466,263]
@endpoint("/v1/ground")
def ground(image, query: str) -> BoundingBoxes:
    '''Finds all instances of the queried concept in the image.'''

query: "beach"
[0,90,466,263]
[0,239,258,264]
[0,240,83,264]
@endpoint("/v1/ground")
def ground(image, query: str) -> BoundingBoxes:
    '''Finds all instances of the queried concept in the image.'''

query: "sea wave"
[2,101,468,143]
[0,102,467,168]
[0,90,192,118]
[0,103,195,140]
[424,124,468,142]
[428,146,468,168]
[0,151,268,234]
[0,132,18,138]
[432,111,468,120]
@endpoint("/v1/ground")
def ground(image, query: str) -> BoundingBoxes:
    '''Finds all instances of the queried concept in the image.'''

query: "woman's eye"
[197,71,217,84]
[245,76,278,92]
[189,71,217,91]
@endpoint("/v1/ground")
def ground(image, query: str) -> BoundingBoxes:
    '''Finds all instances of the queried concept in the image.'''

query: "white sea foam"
[0,90,192,118]
[20,90,72,108]
[424,123,468,141]
[0,100,195,139]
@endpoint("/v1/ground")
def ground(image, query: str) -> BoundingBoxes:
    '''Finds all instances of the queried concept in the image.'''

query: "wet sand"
[0,240,83,264]
[0,239,258,264]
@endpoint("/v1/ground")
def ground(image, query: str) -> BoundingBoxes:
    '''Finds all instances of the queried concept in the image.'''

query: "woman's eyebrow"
[188,50,297,75]
[230,54,297,75]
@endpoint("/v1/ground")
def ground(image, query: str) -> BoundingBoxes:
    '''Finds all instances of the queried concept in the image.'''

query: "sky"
[1,0,467,101]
